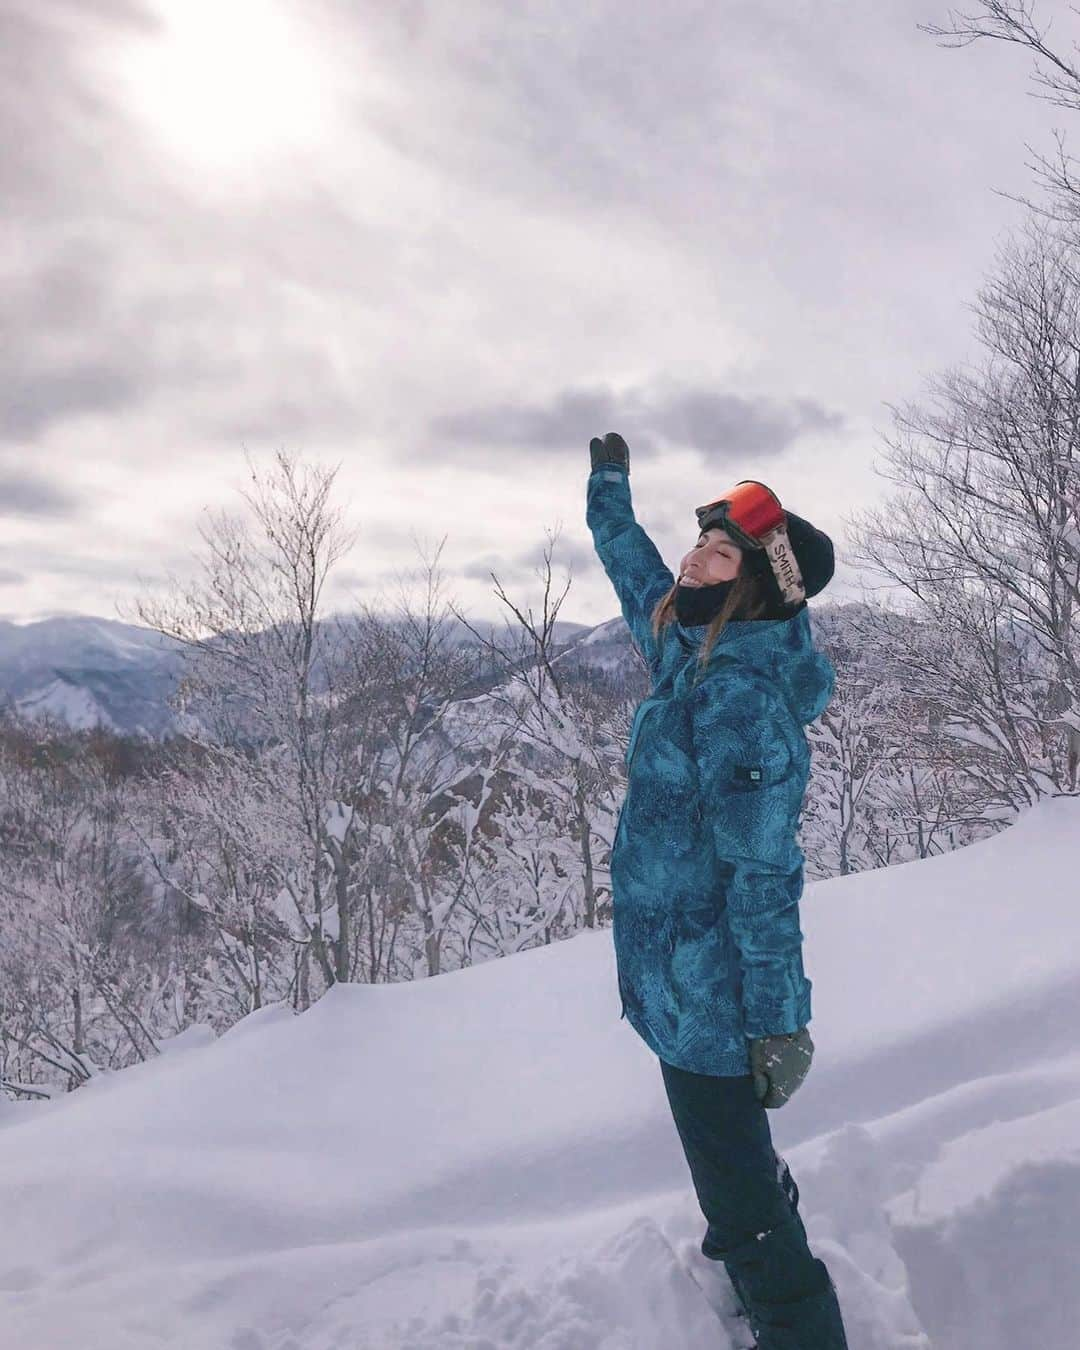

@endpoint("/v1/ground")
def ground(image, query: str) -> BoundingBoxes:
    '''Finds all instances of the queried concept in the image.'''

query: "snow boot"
[712,1213,848,1350]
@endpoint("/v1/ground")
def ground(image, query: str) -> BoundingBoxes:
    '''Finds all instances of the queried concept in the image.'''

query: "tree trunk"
[72,984,84,1056]
[576,777,596,929]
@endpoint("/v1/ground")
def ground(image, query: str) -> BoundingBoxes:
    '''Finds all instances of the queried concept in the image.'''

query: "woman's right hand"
[749,1027,814,1109]
[590,431,631,474]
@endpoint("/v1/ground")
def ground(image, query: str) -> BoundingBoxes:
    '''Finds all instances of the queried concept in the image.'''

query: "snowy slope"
[2,797,1079,1350]
[14,675,119,731]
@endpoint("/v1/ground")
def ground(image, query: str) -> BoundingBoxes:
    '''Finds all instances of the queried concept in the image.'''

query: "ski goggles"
[694,479,806,606]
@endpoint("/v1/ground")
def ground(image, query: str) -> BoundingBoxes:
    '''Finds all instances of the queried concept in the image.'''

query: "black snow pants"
[660,1058,849,1350]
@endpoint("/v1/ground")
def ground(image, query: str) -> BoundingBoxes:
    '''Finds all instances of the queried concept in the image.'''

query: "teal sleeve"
[690,686,813,1038]
[585,463,675,673]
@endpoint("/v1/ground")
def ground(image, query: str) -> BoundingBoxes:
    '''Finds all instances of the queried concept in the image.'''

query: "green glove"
[589,431,631,474]
[749,1027,814,1109]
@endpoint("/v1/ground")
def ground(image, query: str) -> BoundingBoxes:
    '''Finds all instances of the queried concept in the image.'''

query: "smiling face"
[679,527,743,586]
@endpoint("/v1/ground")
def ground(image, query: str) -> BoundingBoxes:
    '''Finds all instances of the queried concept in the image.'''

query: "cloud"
[0,467,82,519]
[0,5,170,442]
[431,386,615,455]
[2,241,146,439]
[0,4,374,449]
[0,538,174,579]
[0,0,836,475]
[459,555,527,584]
[0,2,158,219]
[0,0,1053,629]
[459,534,598,589]
[321,2,778,220]
[429,380,844,464]
[1,235,370,447]
[516,535,597,575]
[5,361,142,442]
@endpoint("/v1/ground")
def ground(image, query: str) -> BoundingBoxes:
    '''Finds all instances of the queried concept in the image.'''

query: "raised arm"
[690,681,813,1039]
[585,433,675,674]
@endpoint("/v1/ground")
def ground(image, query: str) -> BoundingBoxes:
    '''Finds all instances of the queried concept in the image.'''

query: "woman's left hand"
[749,1027,814,1109]
[589,431,631,473]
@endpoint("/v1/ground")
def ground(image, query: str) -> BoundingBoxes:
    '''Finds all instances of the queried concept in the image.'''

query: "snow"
[324,800,354,845]
[2,796,1080,1349]
[304,906,340,941]
[14,677,118,732]
[570,617,626,648]
[157,1023,218,1057]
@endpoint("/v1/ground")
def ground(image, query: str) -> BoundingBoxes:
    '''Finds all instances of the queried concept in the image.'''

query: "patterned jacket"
[587,462,835,1075]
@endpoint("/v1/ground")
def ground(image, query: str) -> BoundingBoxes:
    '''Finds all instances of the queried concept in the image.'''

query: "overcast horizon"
[2,0,1067,631]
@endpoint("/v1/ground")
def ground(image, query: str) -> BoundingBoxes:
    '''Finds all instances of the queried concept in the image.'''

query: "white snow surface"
[14,677,118,732]
[2,796,1079,1349]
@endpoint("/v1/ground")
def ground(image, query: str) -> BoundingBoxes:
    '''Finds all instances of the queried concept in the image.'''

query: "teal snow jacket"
[587,463,835,1076]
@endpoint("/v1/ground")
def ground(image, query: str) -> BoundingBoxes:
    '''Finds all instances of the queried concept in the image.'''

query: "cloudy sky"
[0,0,1065,630]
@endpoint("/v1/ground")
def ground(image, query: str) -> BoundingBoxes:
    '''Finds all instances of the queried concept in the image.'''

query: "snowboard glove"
[589,431,631,474]
[749,1026,814,1110]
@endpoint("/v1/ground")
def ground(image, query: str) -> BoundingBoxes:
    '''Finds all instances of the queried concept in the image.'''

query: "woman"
[586,431,849,1349]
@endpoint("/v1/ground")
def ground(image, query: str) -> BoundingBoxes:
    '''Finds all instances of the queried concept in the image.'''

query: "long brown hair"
[650,567,772,671]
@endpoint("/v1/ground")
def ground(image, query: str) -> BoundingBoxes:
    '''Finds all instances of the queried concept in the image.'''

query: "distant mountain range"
[0,613,611,740]
[0,617,187,739]
[0,604,865,741]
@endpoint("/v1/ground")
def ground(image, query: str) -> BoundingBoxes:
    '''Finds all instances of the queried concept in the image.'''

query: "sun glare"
[111,0,332,169]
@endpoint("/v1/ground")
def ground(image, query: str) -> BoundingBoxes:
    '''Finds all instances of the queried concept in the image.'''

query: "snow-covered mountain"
[2,794,1077,1349]
[0,616,186,739]
[0,613,599,740]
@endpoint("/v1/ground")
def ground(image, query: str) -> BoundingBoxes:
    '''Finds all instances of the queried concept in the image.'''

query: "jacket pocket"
[714,739,794,795]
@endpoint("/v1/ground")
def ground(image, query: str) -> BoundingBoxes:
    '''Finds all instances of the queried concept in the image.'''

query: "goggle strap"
[762,524,806,606]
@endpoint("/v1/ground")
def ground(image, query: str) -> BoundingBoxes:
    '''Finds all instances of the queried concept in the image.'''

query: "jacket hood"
[673,604,834,726]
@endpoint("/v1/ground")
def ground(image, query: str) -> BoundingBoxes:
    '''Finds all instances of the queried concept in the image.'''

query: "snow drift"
[2,796,1079,1349]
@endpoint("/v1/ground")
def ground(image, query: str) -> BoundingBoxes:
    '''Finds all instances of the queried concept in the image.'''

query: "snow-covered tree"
[846,220,1080,813]
[0,717,167,1094]
[448,525,629,936]
[127,451,362,1002]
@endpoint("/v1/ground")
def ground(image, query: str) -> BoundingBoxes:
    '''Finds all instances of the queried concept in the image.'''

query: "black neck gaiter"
[673,579,735,627]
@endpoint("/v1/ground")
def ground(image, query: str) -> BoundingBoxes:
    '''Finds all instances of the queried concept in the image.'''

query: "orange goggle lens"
[694,479,784,548]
